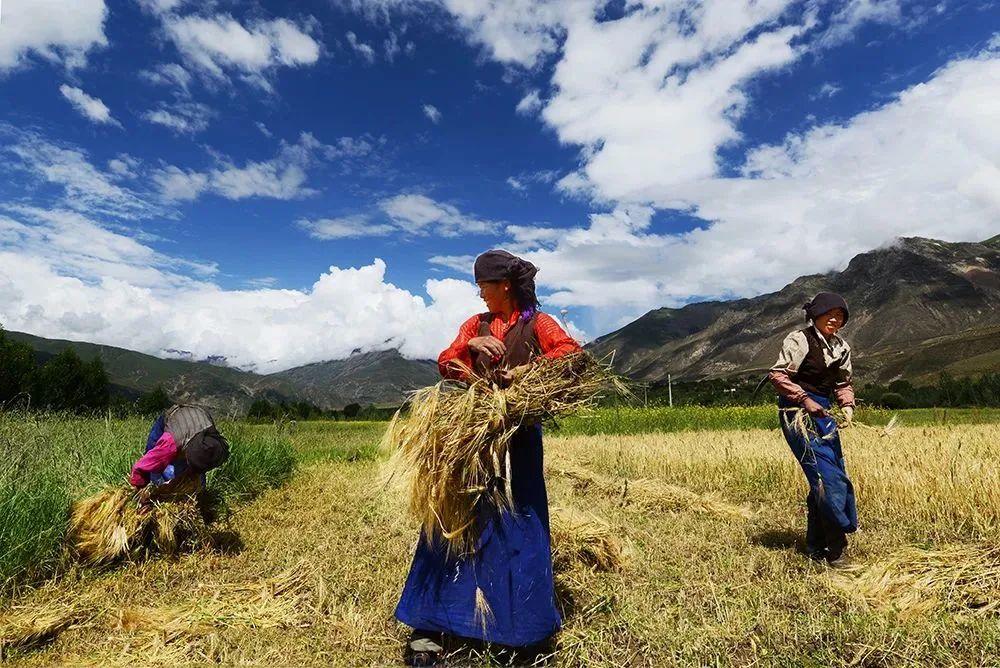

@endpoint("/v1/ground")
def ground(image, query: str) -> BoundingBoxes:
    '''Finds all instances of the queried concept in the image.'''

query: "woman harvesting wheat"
[394,249,580,666]
[769,292,858,566]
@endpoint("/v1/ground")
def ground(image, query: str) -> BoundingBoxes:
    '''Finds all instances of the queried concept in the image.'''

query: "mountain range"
[7,234,999,410]
[587,235,1000,385]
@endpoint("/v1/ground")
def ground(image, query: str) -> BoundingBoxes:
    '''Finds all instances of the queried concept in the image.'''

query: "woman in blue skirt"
[395,250,580,666]
[768,292,858,565]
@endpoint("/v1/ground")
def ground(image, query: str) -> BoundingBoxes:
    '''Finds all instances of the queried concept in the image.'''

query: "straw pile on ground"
[549,507,625,574]
[554,463,754,520]
[830,543,1000,618]
[0,561,321,660]
[69,483,211,565]
[383,351,626,554]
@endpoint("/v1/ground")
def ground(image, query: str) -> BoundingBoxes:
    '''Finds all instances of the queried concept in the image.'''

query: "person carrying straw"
[395,249,580,666]
[130,404,229,513]
[769,292,858,565]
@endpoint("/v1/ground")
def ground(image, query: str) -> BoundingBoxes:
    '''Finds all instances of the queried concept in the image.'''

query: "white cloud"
[0,0,107,72]
[107,154,142,178]
[298,215,396,240]
[0,206,484,371]
[255,121,273,138]
[59,84,120,126]
[142,101,214,134]
[506,177,527,193]
[3,127,159,220]
[346,31,377,63]
[162,14,321,88]
[139,63,193,97]
[816,0,904,49]
[430,50,1000,333]
[154,132,355,202]
[516,89,543,115]
[384,31,401,62]
[422,103,442,124]
[379,194,500,236]
[813,82,843,99]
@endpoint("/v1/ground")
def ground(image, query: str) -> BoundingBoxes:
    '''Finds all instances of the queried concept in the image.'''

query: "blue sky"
[0,0,997,371]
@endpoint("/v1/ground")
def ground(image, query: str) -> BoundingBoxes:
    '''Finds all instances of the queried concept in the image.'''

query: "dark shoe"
[405,631,443,667]
[826,548,849,568]
[806,548,828,562]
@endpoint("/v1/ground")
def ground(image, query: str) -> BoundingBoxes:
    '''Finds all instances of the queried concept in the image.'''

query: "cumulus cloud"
[0,0,108,72]
[515,89,543,115]
[422,103,442,123]
[153,132,368,202]
[0,206,483,371]
[160,13,321,89]
[428,49,1000,334]
[142,101,214,134]
[346,31,377,63]
[298,215,396,240]
[301,195,503,241]
[380,194,500,236]
[59,85,120,126]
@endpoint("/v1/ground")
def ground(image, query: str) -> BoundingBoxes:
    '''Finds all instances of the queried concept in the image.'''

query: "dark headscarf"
[803,292,850,324]
[473,249,539,316]
[184,427,230,473]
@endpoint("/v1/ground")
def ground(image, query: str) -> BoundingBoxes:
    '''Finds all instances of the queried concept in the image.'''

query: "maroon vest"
[795,327,842,397]
[473,312,540,375]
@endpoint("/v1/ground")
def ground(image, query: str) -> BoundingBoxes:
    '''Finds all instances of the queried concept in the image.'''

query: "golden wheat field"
[3,419,1000,666]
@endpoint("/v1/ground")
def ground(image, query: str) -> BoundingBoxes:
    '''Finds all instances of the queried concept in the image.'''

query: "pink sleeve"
[768,370,808,405]
[129,432,179,487]
[834,384,856,408]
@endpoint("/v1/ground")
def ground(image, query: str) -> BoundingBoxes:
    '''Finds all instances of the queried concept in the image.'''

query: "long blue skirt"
[395,424,561,647]
[778,393,858,533]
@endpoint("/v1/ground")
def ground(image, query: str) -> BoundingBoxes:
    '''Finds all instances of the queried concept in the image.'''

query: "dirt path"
[5,461,418,666]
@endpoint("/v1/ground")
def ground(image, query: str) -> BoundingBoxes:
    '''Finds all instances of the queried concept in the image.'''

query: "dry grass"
[552,462,754,520]
[68,485,210,566]
[382,352,626,553]
[549,507,626,573]
[5,420,1000,666]
[830,543,1000,618]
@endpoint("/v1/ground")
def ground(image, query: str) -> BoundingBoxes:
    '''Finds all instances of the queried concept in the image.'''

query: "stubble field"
[3,410,1000,666]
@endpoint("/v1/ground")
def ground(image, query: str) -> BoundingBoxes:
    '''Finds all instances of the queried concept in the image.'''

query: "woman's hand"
[802,397,829,417]
[499,364,531,386]
[468,336,506,359]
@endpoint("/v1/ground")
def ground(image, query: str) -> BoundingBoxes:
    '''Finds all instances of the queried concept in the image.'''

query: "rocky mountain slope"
[587,235,1000,385]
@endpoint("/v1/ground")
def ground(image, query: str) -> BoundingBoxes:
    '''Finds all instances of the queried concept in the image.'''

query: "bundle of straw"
[68,483,211,565]
[781,406,899,442]
[549,507,625,574]
[384,351,627,554]
[830,543,1000,618]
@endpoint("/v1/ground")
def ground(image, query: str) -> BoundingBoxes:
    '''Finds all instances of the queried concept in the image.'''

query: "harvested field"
[2,418,1000,665]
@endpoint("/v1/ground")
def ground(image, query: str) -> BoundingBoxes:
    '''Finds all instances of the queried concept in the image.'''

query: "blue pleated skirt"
[395,424,561,647]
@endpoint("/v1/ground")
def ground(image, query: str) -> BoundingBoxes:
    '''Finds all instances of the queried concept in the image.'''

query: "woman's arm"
[834,345,856,407]
[129,432,179,487]
[534,313,581,359]
[437,315,484,380]
[768,331,810,404]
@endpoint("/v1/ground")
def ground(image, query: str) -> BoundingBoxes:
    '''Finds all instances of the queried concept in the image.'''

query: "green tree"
[0,327,37,405]
[33,348,110,412]
[343,403,361,419]
[137,385,173,415]
[247,398,274,420]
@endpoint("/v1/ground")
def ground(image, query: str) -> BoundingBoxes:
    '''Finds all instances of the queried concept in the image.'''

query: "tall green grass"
[0,411,295,594]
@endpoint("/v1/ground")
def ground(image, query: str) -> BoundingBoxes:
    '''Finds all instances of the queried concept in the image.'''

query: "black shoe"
[806,546,828,562]
[404,631,443,667]
[826,549,849,568]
